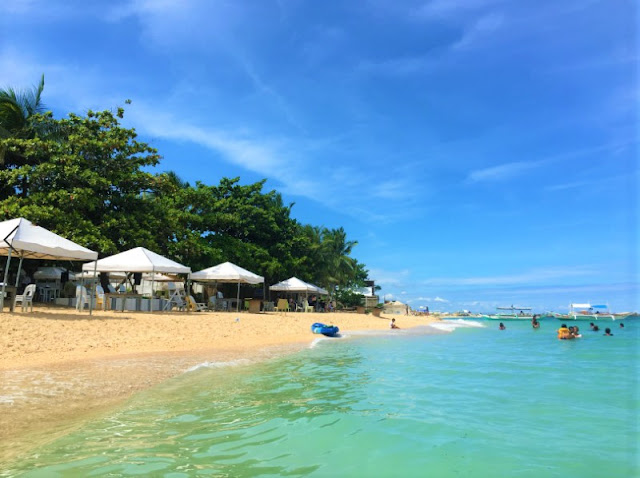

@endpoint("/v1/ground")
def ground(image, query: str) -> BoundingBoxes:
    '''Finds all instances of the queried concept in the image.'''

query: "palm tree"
[321,227,358,295]
[0,74,46,164]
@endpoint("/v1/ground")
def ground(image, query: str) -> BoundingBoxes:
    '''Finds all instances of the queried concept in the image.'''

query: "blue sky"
[2,0,638,312]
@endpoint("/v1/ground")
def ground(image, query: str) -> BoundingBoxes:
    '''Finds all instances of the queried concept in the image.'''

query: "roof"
[270,277,328,294]
[82,247,191,274]
[0,217,98,261]
[191,262,263,284]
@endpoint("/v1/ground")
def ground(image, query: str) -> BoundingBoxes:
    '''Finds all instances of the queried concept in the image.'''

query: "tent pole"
[237,282,240,312]
[0,247,12,310]
[14,254,24,288]
[88,260,97,316]
[150,270,155,313]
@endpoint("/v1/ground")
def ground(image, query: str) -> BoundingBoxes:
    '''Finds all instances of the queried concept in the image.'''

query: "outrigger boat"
[481,306,534,320]
[555,303,616,321]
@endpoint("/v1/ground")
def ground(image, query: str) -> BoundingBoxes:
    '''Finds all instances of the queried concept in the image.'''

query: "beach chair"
[187,295,207,312]
[95,285,105,310]
[274,298,289,312]
[263,301,275,312]
[302,300,314,313]
[164,282,187,311]
[14,284,36,312]
[75,285,90,311]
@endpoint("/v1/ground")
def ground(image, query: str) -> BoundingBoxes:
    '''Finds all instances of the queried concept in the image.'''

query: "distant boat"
[481,306,534,321]
[555,303,617,321]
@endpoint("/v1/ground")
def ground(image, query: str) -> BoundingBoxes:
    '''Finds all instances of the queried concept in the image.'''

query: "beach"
[0,306,435,463]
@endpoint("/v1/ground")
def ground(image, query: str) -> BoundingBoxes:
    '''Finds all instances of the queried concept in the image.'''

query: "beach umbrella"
[191,262,264,311]
[269,277,328,298]
[0,218,98,312]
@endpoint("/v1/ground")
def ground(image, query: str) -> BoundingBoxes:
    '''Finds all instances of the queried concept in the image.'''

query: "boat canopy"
[591,304,608,309]
[497,306,532,310]
[570,303,591,308]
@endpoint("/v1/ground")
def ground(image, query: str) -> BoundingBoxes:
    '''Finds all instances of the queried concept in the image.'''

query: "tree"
[0,107,163,253]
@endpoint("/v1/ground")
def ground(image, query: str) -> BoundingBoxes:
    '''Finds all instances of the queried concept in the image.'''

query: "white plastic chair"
[14,284,36,312]
[164,282,187,311]
[187,295,207,312]
[75,285,90,311]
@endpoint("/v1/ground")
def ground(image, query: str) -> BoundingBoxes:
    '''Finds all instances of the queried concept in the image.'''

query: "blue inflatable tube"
[311,322,339,337]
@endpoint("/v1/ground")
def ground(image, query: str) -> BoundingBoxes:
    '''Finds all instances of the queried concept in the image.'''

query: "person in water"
[589,322,595,330]
[390,318,399,329]
[557,324,572,340]
[499,323,506,330]
[571,326,582,338]
[619,323,625,329]
[592,325,600,332]
[531,317,540,329]
[604,328,613,336]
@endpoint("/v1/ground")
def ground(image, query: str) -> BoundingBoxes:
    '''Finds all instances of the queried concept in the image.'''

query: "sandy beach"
[0,306,436,462]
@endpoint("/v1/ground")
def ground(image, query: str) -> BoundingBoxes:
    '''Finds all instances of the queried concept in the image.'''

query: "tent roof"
[82,247,191,274]
[191,262,263,284]
[0,218,98,261]
[269,277,328,294]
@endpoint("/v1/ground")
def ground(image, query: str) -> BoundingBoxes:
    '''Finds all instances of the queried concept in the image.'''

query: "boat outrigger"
[555,303,616,321]
[482,306,534,321]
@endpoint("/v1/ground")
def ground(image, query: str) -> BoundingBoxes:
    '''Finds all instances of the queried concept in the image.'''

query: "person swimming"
[499,323,506,330]
[557,324,572,340]
[604,328,613,336]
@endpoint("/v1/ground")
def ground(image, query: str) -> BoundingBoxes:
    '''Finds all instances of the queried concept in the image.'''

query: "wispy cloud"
[452,13,504,50]
[421,266,598,287]
[467,160,541,183]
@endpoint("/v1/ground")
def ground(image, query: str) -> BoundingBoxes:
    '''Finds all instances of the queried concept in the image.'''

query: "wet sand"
[0,306,436,462]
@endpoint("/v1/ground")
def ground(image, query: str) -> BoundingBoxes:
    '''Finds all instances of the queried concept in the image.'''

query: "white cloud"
[467,160,540,183]
[452,13,504,50]
[433,296,449,302]
[422,266,598,287]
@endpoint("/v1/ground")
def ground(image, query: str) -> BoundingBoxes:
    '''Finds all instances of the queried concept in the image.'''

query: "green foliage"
[335,289,365,308]
[0,84,371,293]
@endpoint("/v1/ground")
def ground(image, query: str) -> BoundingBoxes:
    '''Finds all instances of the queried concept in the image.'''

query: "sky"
[1,0,638,313]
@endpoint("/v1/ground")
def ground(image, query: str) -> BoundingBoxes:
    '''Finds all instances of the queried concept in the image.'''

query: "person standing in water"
[531,316,540,329]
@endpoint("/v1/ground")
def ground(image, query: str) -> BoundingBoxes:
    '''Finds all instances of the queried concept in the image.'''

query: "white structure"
[82,247,191,311]
[191,261,264,312]
[0,218,98,311]
[270,277,328,295]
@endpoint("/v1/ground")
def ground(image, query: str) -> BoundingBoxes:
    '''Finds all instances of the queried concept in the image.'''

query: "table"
[248,298,262,313]
[104,293,144,312]
[0,285,16,312]
[38,285,59,303]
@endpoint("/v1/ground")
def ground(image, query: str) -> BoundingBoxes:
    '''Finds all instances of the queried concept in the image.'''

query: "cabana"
[270,277,328,296]
[191,262,264,312]
[0,217,98,312]
[82,247,191,311]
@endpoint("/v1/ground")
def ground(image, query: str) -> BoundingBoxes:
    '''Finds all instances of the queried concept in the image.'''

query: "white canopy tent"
[191,262,264,312]
[82,247,191,307]
[0,217,98,311]
[270,277,328,296]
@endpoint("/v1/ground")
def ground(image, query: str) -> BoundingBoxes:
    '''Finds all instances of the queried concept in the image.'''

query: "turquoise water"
[2,319,638,477]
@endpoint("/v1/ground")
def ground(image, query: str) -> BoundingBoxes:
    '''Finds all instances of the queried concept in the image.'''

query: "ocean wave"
[429,319,486,332]
[185,359,252,373]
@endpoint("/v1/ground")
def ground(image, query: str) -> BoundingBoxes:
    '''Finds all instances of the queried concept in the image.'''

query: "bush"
[335,289,365,308]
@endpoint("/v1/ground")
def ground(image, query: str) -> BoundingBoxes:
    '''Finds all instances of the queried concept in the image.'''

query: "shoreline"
[0,306,438,463]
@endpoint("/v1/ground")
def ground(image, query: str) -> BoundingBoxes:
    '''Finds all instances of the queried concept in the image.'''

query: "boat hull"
[482,315,534,321]
[555,314,618,321]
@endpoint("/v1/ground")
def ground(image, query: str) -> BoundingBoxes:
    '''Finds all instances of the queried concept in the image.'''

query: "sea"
[1,318,638,477]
